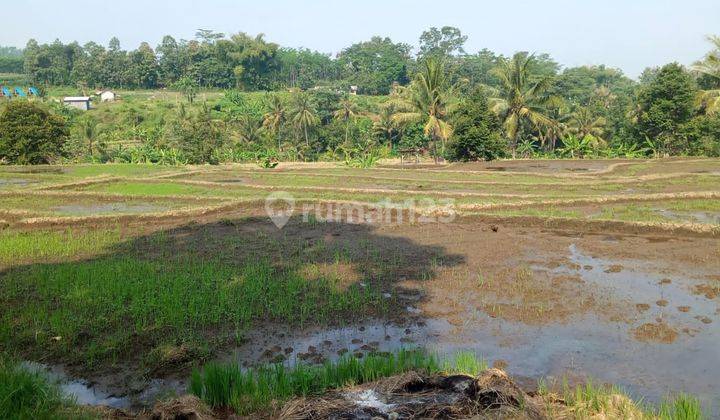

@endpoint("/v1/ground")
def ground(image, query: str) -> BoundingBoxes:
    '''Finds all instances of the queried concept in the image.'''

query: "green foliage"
[337,37,411,95]
[557,135,593,158]
[173,76,199,103]
[447,89,506,161]
[0,101,69,164]
[636,63,697,154]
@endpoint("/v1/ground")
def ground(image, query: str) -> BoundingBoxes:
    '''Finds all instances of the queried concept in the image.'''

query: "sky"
[2,0,718,78]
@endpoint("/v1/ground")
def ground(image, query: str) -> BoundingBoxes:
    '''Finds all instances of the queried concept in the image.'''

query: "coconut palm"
[78,116,99,156]
[373,104,398,149]
[333,97,358,144]
[490,52,555,157]
[693,35,720,79]
[567,107,606,146]
[693,35,720,115]
[392,58,455,161]
[262,94,286,149]
[289,91,319,147]
[236,115,264,144]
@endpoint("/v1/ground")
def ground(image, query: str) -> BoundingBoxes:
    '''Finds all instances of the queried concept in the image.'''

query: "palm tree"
[393,58,454,162]
[693,35,720,115]
[568,107,606,146]
[79,116,99,156]
[373,104,398,149]
[262,94,286,149]
[333,97,357,144]
[236,115,264,144]
[535,95,568,151]
[490,52,555,157]
[693,35,720,79]
[289,91,319,147]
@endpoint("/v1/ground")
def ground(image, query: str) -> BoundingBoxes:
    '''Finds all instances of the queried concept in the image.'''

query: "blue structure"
[1,86,11,97]
[28,87,40,96]
[14,87,26,97]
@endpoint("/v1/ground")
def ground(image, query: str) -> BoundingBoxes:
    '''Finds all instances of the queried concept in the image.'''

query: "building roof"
[63,96,91,101]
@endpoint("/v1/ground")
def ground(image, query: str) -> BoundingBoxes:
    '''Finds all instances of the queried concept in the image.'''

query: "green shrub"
[0,101,69,164]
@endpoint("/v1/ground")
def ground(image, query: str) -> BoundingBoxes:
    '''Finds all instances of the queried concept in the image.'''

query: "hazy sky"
[2,0,718,78]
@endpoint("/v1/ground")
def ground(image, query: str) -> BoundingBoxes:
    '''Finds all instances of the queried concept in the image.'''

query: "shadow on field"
[0,214,465,373]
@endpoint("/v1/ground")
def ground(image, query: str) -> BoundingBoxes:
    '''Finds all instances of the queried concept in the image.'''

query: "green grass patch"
[189,349,484,415]
[83,181,244,197]
[61,164,178,178]
[0,228,122,266]
[0,256,384,368]
[0,358,85,420]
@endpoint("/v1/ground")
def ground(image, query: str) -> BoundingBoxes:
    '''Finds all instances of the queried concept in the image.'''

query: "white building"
[63,97,91,111]
[99,90,116,102]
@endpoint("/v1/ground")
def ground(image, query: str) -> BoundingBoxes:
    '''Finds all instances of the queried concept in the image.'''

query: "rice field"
[0,158,718,417]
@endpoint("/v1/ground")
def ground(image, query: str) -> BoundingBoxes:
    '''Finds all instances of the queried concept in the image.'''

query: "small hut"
[63,96,91,111]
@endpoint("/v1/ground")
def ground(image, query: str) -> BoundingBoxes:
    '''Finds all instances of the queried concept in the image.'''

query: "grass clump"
[189,349,485,415]
[658,394,703,420]
[0,359,79,420]
[562,380,704,420]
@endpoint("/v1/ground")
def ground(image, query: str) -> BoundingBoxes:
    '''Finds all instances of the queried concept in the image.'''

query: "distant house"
[349,85,358,95]
[63,96,91,111]
[99,90,116,102]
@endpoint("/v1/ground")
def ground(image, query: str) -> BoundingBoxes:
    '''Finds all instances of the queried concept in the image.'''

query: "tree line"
[1,30,719,165]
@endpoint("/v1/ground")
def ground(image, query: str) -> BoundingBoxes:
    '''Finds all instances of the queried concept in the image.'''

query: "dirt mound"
[280,369,548,419]
[147,395,215,420]
[633,322,678,344]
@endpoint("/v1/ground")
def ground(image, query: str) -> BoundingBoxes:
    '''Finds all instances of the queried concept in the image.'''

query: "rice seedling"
[190,349,483,415]
[0,252,385,368]
[0,228,122,265]
[658,394,703,420]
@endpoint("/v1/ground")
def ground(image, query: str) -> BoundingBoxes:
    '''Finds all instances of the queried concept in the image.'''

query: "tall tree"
[490,52,555,157]
[393,58,455,161]
[262,94,287,149]
[0,102,68,164]
[568,107,606,146]
[636,63,697,154]
[418,26,467,61]
[289,91,319,147]
[448,88,506,161]
[337,37,411,94]
[693,35,720,115]
[333,97,358,144]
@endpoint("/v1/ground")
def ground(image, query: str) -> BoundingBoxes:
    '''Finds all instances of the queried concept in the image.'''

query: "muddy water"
[217,243,719,413]
[22,362,130,408]
[654,208,720,225]
[0,178,33,188]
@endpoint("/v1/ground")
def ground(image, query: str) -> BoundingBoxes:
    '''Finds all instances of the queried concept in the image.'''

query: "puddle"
[52,203,168,216]
[21,362,130,408]
[654,208,720,225]
[0,178,33,187]
[20,362,184,410]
